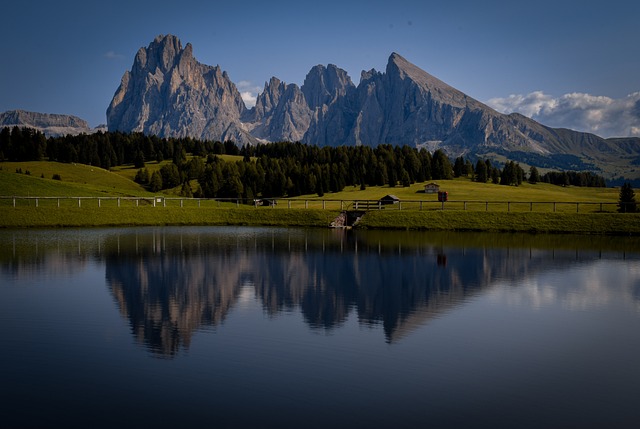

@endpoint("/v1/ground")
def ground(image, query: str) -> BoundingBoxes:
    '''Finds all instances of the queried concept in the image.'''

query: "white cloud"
[236,80,263,108]
[241,91,257,108]
[103,51,124,60]
[487,91,640,138]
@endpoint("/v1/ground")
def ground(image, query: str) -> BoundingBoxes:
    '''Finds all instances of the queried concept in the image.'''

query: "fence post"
[98,199,101,208]
[576,203,579,213]
[323,200,326,210]
[399,202,402,211]
[57,198,60,208]
[35,198,38,208]
[163,199,166,208]
[288,200,291,209]
[198,200,201,208]
[553,202,556,212]
[180,199,183,208]
[136,199,139,207]
[13,197,15,208]
[464,201,467,211]
[236,199,239,208]
[78,198,81,208]
[305,200,308,209]
[118,198,120,208]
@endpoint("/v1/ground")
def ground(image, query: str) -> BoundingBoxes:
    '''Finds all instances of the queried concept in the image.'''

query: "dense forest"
[0,126,606,199]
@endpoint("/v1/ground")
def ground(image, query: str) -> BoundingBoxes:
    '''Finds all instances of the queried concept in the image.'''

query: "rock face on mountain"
[303,53,576,155]
[247,77,312,142]
[107,35,640,176]
[0,110,97,137]
[302,64,355,110]
[107,34,254,145]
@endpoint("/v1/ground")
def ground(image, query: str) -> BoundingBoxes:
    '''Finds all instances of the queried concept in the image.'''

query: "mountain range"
[3,34,639,178]
[105,35,640,178]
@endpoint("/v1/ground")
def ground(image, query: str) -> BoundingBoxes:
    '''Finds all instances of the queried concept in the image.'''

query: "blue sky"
[2,0,639,137]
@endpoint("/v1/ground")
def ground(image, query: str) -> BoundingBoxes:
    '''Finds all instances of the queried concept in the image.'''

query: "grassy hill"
[0,161,150,197]
[308,179,619,204]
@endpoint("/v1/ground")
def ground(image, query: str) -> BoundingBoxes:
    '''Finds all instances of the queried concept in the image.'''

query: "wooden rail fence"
[0,196,626,213]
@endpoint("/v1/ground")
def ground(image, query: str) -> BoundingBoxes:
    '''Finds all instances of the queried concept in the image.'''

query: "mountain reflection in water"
[3,227,637,357]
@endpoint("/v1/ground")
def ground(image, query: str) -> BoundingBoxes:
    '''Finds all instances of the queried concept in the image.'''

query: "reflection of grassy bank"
[356,211,640,236]
[0,207,340,229]
[353,229,640,252]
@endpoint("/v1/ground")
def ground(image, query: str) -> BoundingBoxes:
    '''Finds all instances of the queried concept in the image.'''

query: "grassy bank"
[0,206,340,229]
[356,210,640,235]
[1,205,639,235]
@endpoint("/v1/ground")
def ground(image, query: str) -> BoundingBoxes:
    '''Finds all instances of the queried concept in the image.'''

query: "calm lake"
[1,226,639,428]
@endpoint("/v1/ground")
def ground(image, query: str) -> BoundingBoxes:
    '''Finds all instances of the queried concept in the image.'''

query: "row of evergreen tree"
[0,126,240,167]
[0,126,606,200]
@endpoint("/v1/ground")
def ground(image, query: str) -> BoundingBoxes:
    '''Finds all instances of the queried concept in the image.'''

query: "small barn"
[379,194,400,205]
[424,182,440,194]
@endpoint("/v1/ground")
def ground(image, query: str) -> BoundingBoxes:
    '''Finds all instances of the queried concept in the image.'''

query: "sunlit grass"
[357,210,640,235]
[0,161,148,195]
[308,179,619,204]
[0,206,340,229]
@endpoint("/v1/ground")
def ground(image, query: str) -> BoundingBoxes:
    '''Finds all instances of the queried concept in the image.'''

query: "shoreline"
[1,206,640,235]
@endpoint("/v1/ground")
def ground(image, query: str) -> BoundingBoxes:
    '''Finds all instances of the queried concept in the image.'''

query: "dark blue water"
[1,227,639,428]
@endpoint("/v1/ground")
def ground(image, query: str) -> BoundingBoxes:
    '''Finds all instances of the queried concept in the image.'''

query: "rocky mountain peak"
[253,77,286,121]
[133,34,184,74]
[249,76,312,142]
[107,34,254,145]
[385,52,476,110]
[302,64,354,110]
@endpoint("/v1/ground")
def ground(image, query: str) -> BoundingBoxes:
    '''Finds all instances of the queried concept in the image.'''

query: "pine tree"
[475,159,488,183]
[528,166,540,184]
[618,182,637,213]
[180,182,193,198]
[134,150,145,168]
[149,171,163,192]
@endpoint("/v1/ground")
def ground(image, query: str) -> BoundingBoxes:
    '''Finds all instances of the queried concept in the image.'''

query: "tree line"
[0,126,606,200]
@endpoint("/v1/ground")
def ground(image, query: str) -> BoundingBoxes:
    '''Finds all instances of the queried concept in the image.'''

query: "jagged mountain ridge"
[104,35,640,177]
[0,110,104,137]
[107,35,252,145]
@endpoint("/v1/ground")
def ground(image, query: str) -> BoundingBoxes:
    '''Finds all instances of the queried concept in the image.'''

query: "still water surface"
[1,227,639,428]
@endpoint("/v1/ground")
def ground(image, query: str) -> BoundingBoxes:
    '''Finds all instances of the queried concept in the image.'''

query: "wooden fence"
[0,196,626,213]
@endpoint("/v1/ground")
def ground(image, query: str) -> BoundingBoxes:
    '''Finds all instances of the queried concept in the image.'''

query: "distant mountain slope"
[102,34,640,179]
[0,110,102,137]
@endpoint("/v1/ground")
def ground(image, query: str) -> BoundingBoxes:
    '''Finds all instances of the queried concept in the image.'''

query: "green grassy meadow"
[1,161,149,196]
[1,160,638,234]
